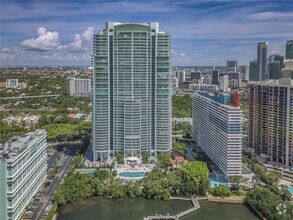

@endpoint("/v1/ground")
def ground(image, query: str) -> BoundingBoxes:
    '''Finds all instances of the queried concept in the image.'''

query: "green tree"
[93,170,110,182]
[179,161,210,196]
[211,185,232,197]
[157,154,171,169]
[171,139,186,158]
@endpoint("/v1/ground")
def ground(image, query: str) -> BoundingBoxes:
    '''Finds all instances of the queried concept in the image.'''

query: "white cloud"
[82,27,94,42]
[21,27,61,51]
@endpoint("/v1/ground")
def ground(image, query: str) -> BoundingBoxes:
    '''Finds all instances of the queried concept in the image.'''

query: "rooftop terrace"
[0,129,46,163]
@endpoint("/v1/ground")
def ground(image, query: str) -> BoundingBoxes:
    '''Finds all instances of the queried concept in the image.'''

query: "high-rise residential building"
[249,60,258,81]
[226,59,238,73]
[268,54,284,79]
[220,75,229,91]
[0,130,47,220]
[227,72,242,87]
[67,77,91,97]
[204,74,212,84]
[281,59,293,79]
[192,93,243,178]
[238,65,249,81]
[191,71,202,83]
[174,69,185,84]
[92,22,171,161]
[257,42,268,81]
[212,70,220,85]
[248,79,293,167]
[5,79,19,89]
[286,40,293,59]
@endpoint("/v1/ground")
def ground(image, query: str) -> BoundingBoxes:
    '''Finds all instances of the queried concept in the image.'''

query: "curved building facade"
[93,22,171,161]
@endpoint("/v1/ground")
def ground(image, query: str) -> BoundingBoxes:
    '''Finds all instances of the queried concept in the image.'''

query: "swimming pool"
[287,187,293,194]
[119,172,145,179]
[209,174,228,186]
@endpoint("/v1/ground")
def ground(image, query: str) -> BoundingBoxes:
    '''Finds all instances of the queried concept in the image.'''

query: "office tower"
[257,42,268,81]
[249,60,258,81]
[227,72,241,87]
[248,79,293,166]
[174,69,185,84]
[220,75,229,91]
[286,40,293,59]
[239,65,249,80]
[0,130,47,220]
[191,71,202,83]
[212,70,220,85]
[268,55,284,79]
[282,59,293,79]
[192,93,243,178]
[226,59,238,73]
[67,77,91,97]
[93,22,171,160]
[5,79,18,88]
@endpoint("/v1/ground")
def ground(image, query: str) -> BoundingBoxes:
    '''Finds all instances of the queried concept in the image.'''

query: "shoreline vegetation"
[51,152,293,220]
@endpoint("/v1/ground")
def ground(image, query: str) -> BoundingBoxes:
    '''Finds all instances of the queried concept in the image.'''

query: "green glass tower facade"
[93,22,171,161]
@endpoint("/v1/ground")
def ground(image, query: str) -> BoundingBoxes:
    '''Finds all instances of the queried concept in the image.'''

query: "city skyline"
[1,0,293,66]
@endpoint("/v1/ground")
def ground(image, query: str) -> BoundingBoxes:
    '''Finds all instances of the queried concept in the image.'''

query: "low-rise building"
[6,79,19,89]
[0,130,47,220]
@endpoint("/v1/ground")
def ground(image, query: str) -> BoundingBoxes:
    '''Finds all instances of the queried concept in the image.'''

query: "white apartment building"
[6,79,19,89]
[67,77,91,97]
[192,93,243,178]
[0,130,47,220]
[93,22,171,160]
[220,75,229,91]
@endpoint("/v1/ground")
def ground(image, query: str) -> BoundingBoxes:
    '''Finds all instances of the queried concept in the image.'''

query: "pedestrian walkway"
[144,197,200,220]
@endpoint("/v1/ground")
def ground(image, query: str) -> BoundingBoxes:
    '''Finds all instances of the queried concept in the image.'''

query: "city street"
[30,143,82,220]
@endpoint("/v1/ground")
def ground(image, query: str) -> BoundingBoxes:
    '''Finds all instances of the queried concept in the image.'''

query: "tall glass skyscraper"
[92,22,171,161]
[286,40,293,59]
[257,42,268,81]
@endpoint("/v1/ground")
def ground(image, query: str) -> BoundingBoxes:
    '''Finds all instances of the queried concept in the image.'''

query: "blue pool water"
[288,187,293,194]
[209,174,228,186]
[119,172,145,178]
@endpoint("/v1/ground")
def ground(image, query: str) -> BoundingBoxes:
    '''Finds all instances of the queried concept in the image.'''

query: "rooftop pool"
[119,172,145,179]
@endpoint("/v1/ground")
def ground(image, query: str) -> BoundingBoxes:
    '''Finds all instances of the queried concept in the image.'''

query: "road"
[32,144,81,220]
[0,94,60,100]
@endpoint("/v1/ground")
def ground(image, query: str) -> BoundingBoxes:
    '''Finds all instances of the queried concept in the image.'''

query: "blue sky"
[1,0,293,66]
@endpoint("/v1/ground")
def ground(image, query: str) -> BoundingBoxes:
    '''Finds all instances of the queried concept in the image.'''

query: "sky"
[1,0,293,66]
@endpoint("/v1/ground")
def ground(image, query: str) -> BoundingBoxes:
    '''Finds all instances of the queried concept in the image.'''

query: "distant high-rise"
[257,42,268,81]
[249,60,258,81]
[286,40,293,59]
[212,70,219,85]
[282,59,293,79]
[174,69,185,84]
[227,72,241,87]
[191,71,202,83]
[67,77,91,97]
[6,79,18,88]
[220,75,228,91]
[226,59,238,73]
[239,65,249,80]
[93,22,171,161]
[248,79,293,166]
[268,55,284,80]
[192,93,243,178]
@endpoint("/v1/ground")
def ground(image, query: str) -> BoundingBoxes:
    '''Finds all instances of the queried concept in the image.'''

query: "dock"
[144,197,200,220]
